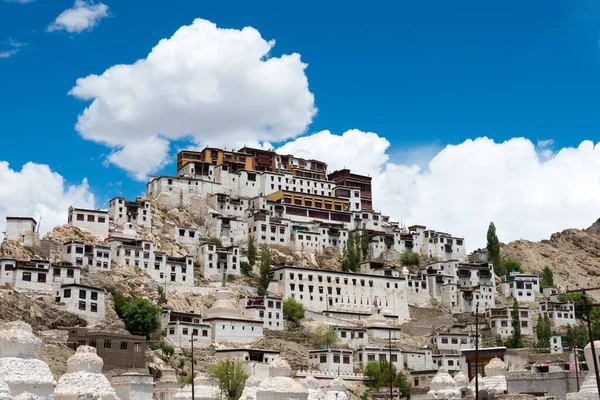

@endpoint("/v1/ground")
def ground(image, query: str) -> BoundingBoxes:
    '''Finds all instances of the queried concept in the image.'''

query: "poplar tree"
[361,226,370,261]
[506,299,523,348]
[257,244,272,296]
[487,222,501,274]
[247,235,257,267]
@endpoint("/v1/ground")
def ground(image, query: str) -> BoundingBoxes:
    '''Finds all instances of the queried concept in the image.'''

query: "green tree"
[540,266,554,290]
[400,251,420,266]
[282,297,305,324]
[240,261,252,277]
[247,235,257,267]
[122,298,161,337]
[208,359,248,400]
[257,244,272,296]
[157,285,167,307]
[536,315,552,353]
[501,258,524,275]
[159,338,175,358]
[313,325,340,348]
[506,299,523,348]
[364,360,411,399]
[361,226,370,261]
[341,230,361,272]
[566,323,589,349]
[207,237,223,246]
[487,222,501,273]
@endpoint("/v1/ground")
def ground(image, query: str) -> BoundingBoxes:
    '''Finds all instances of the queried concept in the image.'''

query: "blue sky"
[2,0,600,245]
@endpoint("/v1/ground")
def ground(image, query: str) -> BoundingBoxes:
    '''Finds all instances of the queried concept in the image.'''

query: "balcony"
[444,244,453,253]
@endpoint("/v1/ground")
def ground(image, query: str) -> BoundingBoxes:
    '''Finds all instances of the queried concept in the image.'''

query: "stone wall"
[506,370,582,398]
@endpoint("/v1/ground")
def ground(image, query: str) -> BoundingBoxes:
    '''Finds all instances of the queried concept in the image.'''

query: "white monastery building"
[501,273,540,302]
[68,206,109,239]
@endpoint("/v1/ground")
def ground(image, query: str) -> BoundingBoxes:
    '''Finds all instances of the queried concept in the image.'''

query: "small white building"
[61,241,111,271]
[334,326,369,349]
[539,301,576,327]
[356,347,403,372]
[501,273,540,302]
[432,353,465,372]
[431,333,480,352]
[198,243,242,279]
[239,295,284,330]
[51,263,81,286]
[488,306,533,338]
[57,283,106,322]
[5,217,39,246]
[550,334,563,354]
[403,348,434,371]
[203,288,263,343]
[108,196,152,229]
[214,349,280,380]
[166,321,212,348]
[542,287,561,302]
[308,349,353,375]
[9,259,53,292]
[171,226,201,245]
[68,206,109,239]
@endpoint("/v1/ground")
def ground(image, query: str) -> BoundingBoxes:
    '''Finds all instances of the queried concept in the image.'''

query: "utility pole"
[475,302,479,400]
[566,286,600,396]
[574,346,580,392]
[190,333,198,400]
[388,330,393,399]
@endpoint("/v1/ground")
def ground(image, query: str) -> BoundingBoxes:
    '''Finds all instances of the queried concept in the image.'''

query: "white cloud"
[47,0,109,33]
[1,0,35,3]
[69,18,316,180]
[276,131,600,249]
[0,161,96,237]
[0,38,26,59]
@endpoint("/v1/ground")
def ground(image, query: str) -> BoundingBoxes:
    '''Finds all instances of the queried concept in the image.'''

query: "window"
[79,290,87,299]
[203,330,208,337]
[91,303,98,313]
[169,328,175,335]
[22,272,31,281]
[333,355,341,363]
[343,356,350,364]
[104,339,111,349]
[67,268,74,278]
[89,340,97,348]
[98,217,106,223]
[38,273,46,283]
[87,215,95,222]
[182,328,189,335]
[64,289,71,298]
[78,301,86,310]
[77,214,85,221]
[320,355,327,363]
[120,341,128,350]
[134,343,142,352]
[91,291,98,300]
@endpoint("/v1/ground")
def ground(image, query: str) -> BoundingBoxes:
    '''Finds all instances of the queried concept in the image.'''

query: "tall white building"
[68,206,109,239]
[108,197,152,229]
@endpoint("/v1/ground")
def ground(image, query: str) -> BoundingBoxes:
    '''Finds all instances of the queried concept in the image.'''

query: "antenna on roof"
[37,216,42,234]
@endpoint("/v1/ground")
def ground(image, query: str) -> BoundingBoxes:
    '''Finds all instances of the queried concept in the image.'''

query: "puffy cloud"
[70,18,316,180]
[47,0,109,33]
[277,131,600,249]
[0,161,96,237]
[0,38,26,59]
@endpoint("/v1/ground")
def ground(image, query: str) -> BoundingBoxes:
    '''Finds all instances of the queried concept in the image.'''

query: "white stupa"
[54,346,119,400]
[452,371,473,398]
[471,358,507,397]
[300,376,325,400]
[566,340,600,399]
[0,378,12,400]
[173,373,219,400]
[426,367,461,399]
[239,376,263,400]
[324,377,349,400]
[255,358,309,400]
[0,321,55,400]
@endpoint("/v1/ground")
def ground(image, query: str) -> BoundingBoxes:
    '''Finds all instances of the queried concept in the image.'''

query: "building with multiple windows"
[197,243,242,280]
[57,283,106,322]
[108,197,152,229]
[61,241,111,271]
[539,301,576,327]
[67,206,109,239]
[501,273,540,302]
[239,295,284,330]
[431,333,480,352]
[308,349,354,375]
[488,306,533,338]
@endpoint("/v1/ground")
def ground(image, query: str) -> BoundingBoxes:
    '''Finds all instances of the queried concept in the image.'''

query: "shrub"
[240,261,252,277]
[283,297,305,324]
[208,359,248,400]
[313,325,339,348]
[400,251,419,266]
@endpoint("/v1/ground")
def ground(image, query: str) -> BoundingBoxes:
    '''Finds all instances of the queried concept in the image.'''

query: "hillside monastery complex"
[0,146,594,399]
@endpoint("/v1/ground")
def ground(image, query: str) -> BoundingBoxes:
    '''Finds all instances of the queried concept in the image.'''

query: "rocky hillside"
[501,220,600,299]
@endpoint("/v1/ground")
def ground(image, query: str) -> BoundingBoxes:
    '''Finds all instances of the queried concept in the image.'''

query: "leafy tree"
[157,285,167,307]
[400,251,420,266]
[566,323,589,349]
[122,298,161,337]
[159,338,175,358]
[536,315,552,353]
[313,325,340,348]
[486,222,501,271]
[107,288,160,338]
[341,230,361,272]
[361,226,370,261]
[505,299,523,348]
[247,235,257,267]
[283,297,305,324]
[364,360,411,399]
[240,261,252,277]
[208,359,248,400]
[540,266,554,290]
[207,237,223,246]
[501,258,524,275]
[257,244,272,296]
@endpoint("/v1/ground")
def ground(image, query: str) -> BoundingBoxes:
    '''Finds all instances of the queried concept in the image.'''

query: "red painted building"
[239,147,278,172]
[328,169,373,211]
